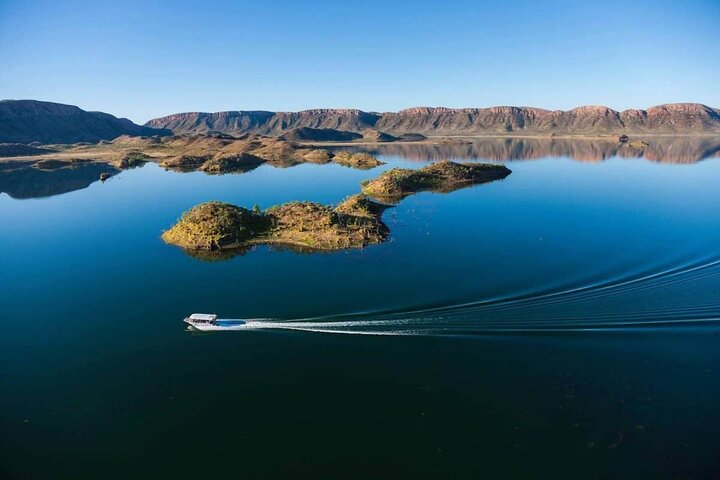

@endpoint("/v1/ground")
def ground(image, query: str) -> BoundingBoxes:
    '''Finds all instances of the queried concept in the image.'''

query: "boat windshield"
[189,314,217,323]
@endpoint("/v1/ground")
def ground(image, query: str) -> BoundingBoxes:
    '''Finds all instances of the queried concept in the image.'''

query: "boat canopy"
[189,313,217,321]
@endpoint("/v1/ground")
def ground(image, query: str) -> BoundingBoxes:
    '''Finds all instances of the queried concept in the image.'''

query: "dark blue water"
[1,141,720,478]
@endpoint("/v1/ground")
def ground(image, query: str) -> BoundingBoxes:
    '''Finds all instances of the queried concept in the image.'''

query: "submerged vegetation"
[163,160,511,256]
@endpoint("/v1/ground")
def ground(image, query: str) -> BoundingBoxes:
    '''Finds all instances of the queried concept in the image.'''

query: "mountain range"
[1,100,720,145]
[147,103,720,137]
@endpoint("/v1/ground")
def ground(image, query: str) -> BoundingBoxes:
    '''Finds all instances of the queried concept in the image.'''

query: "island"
[162,194,390,252]
[331,151,384,169]
[162,160,512,256]
[361,160,511,202]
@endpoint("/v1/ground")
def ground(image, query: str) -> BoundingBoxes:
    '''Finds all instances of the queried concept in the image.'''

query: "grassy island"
[162,194,390,253]
[361,160,511,202]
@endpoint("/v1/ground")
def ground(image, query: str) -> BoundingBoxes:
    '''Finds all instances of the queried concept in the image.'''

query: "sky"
[1,0,719,124]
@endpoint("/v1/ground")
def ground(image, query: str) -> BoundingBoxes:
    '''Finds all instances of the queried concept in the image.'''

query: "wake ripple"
[235,256,720,336]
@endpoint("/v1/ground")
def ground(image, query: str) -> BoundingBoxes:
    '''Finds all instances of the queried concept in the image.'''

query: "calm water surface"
[1,140,719,478]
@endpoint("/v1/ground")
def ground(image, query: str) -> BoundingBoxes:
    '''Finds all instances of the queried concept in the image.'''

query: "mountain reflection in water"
[349,136,720,164]
[0,162,119,199]
[1,136,719,200]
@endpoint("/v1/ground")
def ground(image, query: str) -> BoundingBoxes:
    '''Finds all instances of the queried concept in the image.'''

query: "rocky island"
[162,194,390,253]
[361,160,511,202]
[162,160,512,256]
[331,151,384,169]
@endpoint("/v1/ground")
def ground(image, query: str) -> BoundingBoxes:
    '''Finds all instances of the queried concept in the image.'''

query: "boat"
[183,313,247,331]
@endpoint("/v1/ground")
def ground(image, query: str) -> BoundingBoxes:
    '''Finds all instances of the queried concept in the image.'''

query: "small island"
[331,151,384,169]
[361,160,511,202]
[163,160,512,256]
[162,194,390,252]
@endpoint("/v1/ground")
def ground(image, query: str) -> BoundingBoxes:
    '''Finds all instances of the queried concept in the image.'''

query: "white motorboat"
[183,313,247,331]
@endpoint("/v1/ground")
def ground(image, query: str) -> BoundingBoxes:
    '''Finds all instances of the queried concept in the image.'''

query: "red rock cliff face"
[146,104,720,136]
[377,106,553,134]
[641,104,720,131]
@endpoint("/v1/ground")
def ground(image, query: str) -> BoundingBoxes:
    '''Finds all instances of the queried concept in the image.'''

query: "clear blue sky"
[1,0,718,123]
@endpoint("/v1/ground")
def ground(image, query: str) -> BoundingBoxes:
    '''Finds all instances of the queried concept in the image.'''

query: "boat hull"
[184,318,247,331]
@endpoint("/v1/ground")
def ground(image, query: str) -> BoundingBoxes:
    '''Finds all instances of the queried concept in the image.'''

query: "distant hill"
[0,100,169,144]
[279,127,362,142]
[147,103,720,137]
[361,129,397,142]
[279,127,401,142]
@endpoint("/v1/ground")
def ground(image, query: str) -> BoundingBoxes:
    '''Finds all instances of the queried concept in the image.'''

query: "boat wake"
[220,255,720,336]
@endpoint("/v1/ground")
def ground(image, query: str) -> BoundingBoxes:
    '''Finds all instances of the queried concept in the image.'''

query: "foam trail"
[212,255,720,336]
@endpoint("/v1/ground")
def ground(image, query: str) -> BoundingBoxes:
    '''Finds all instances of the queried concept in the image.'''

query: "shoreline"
[301,132,720,147]
[2,133,719,165]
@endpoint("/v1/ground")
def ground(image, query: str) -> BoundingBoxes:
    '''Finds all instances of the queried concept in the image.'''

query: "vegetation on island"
[361,160,511,202]
[162,160,512,257]
[116,150,151,168]
[162,194,390,252]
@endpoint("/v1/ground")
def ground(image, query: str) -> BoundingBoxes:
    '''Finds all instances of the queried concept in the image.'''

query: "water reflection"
[353,136,720,164]
[3,136,719,200]
[181,239,380,261]
[0,161,119,199]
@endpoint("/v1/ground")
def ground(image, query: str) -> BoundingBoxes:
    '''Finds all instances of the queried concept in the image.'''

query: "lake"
[1,138,720,479]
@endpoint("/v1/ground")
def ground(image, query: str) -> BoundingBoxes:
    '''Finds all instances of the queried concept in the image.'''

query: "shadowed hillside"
[0,100,170,144]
